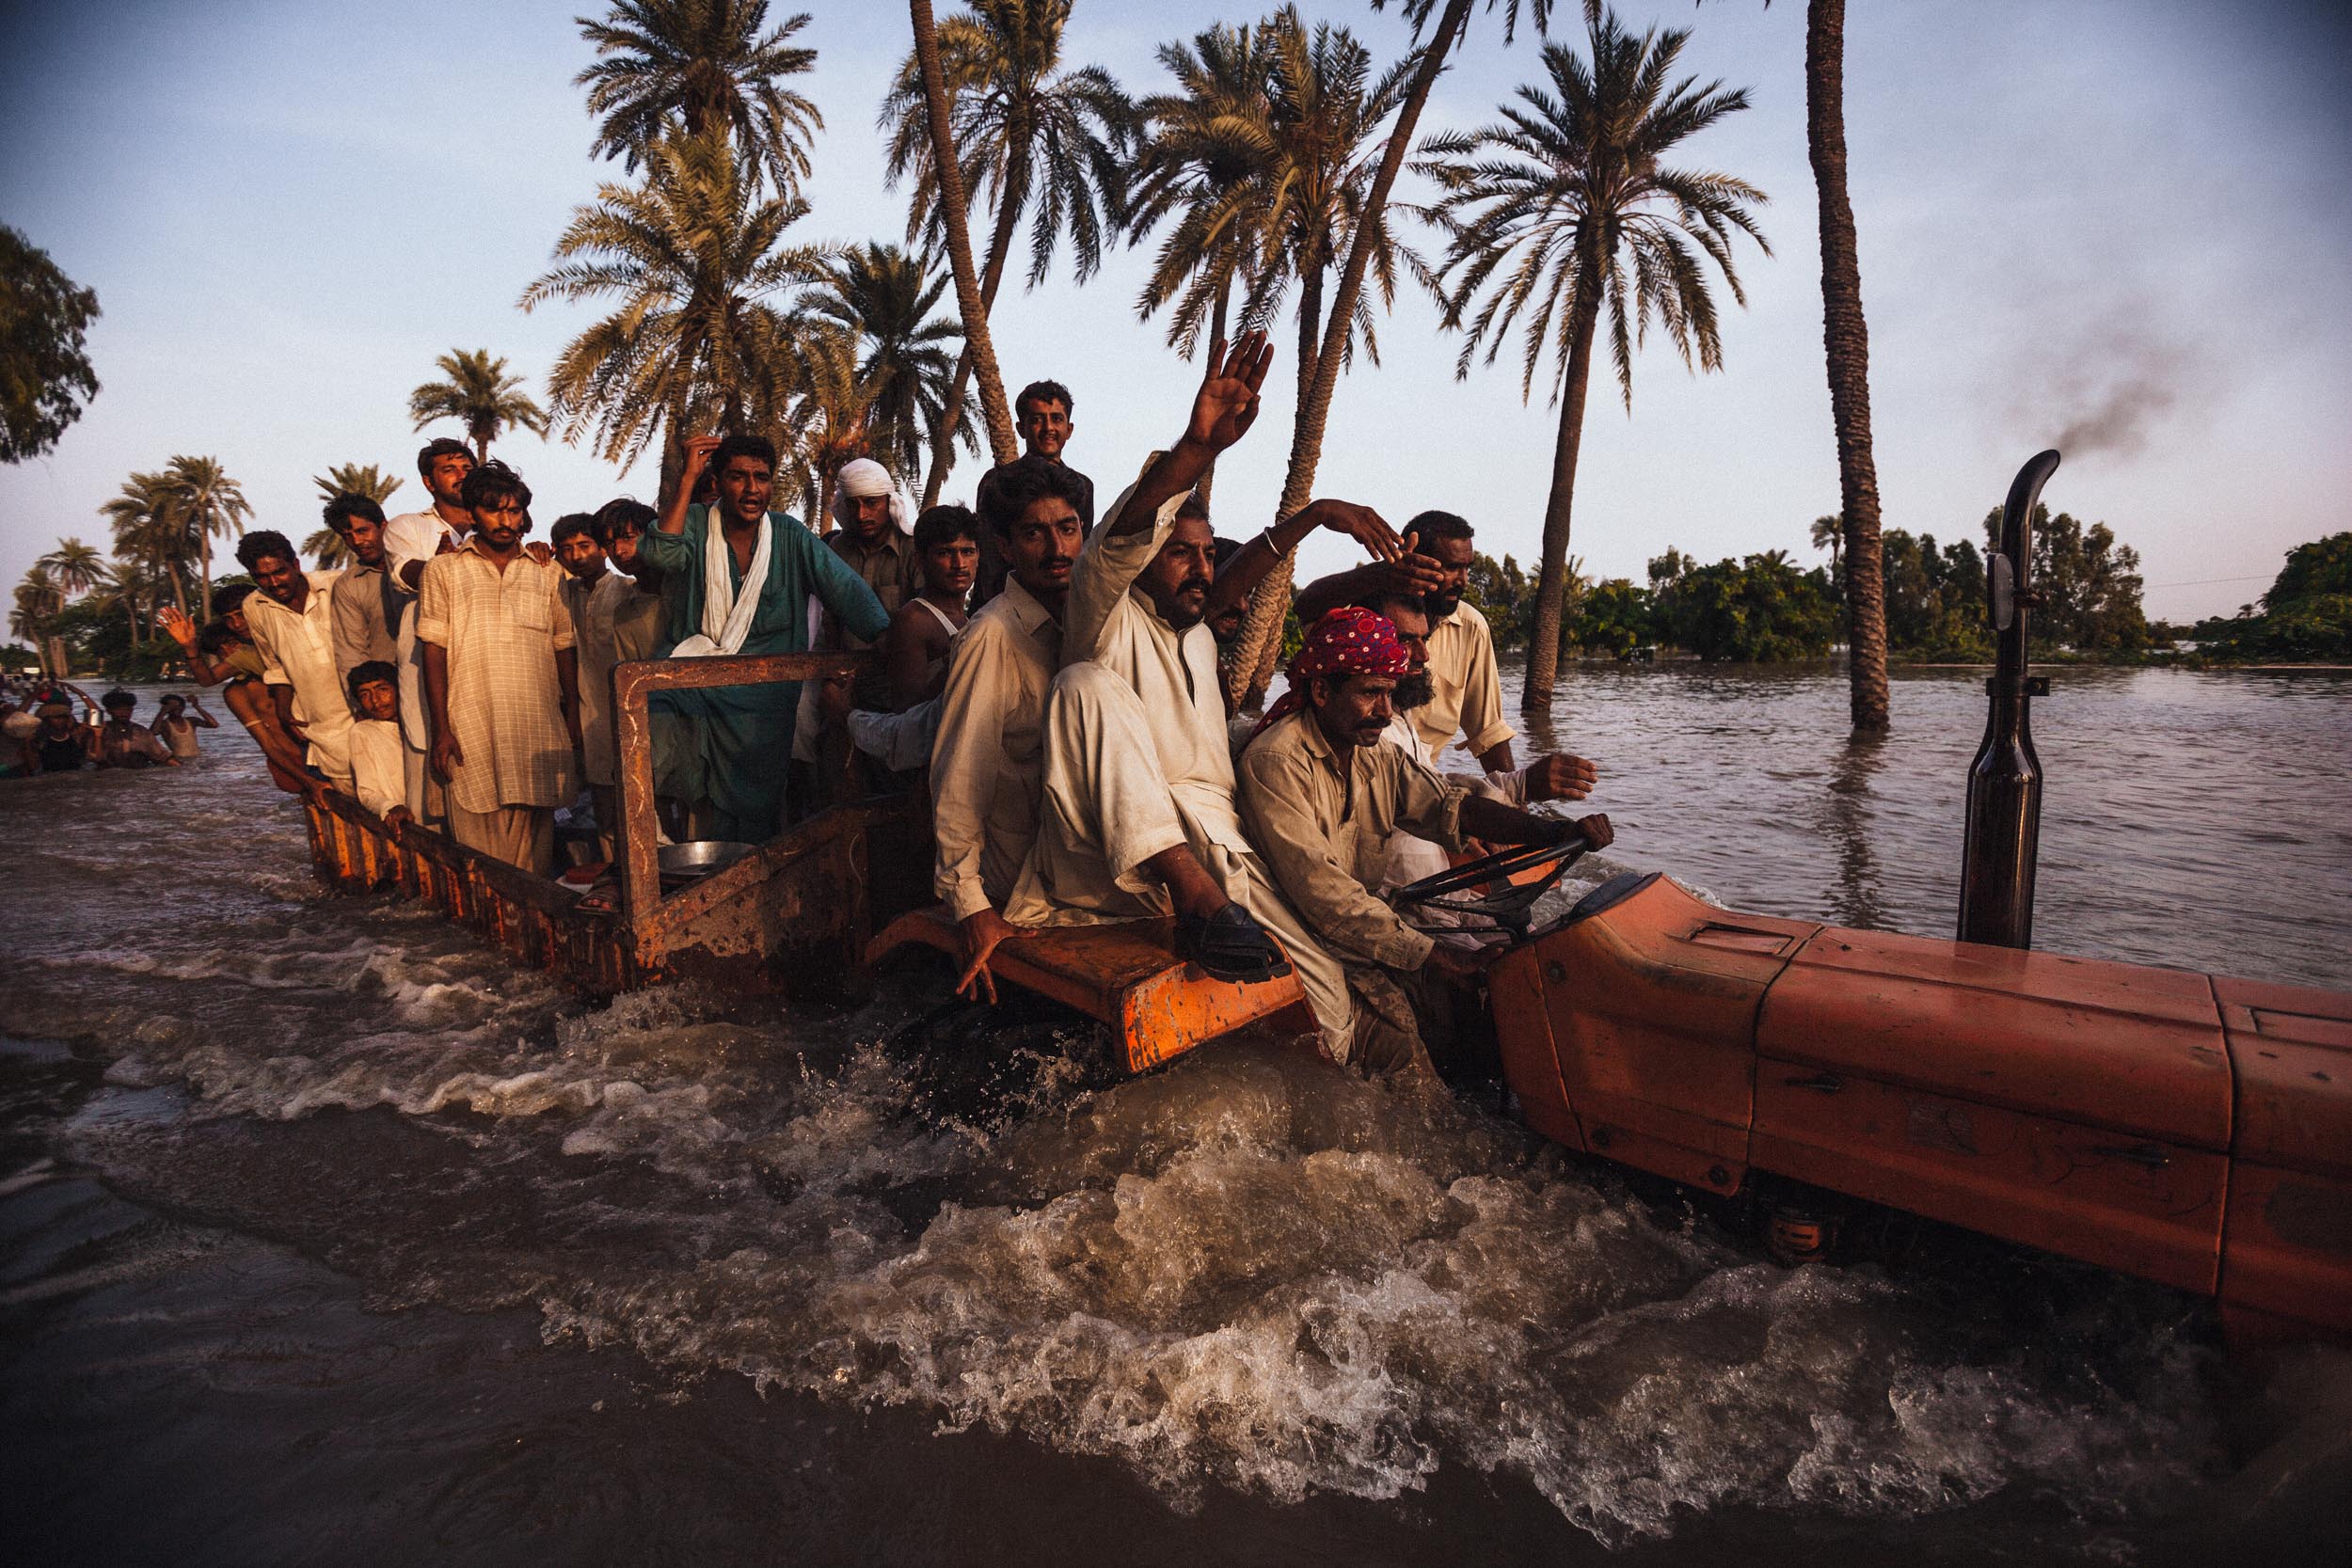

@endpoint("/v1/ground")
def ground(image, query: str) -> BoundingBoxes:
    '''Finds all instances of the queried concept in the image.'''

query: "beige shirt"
[930,576,1062,919]
[1380,712,1528,889]
[416,543,576,815]
[1414,601,1515,761]
[828,527,916,708]
[564,570,665,788]
[1061,483,1243,853]
[384,507,469,752]
[331,560,403,679]
[246,569,353,774]
[1238,709,1467,972]
[349,718,407,818]
[828,527,915,621]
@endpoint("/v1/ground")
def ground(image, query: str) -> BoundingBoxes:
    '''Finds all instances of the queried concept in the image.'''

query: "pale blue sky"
[3,0,2346,627]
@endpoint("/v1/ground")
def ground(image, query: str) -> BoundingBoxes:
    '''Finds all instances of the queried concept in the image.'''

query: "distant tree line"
[1462,502,2151,664]
[2190,533,2352,661]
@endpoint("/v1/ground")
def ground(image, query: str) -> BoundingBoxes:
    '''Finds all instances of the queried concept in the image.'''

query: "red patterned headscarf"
[1250,606,1412,740]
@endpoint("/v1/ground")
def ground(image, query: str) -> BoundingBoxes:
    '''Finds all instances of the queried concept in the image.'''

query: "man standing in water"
[417,461,581,876]
[1238,609,1610,1087]
[1001,333,1411,1065]
[930,465,1082,999]
[24,694,92,772]
[92,689,177,768]
[238,531,354,790]
[1297,514,1516,772]
[153,693,216,761]
[641,434,888,841]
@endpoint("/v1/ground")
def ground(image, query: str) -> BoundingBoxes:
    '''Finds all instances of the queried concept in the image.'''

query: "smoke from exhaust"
[2008,321,2201,462]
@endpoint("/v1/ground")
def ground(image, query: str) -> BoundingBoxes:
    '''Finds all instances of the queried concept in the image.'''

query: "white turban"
[833,458,914,534]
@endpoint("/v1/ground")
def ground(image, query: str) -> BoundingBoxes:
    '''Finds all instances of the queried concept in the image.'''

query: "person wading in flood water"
[153,693,216,761]
[92,689,177,768]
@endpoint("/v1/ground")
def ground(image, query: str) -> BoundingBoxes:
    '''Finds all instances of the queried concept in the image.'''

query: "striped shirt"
[416,542,576,814]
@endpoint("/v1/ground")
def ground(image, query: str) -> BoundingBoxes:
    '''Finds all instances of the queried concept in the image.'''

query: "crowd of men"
[55,334,1607,1089]
[2,678,213,773]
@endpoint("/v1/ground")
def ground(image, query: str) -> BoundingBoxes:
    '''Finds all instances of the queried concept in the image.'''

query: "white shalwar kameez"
[1004,483,1355,1060]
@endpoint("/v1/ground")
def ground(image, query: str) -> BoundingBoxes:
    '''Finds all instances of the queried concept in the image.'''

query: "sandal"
[1176,901,1294,985]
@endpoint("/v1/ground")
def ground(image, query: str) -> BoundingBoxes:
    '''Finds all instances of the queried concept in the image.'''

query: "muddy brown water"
[3,666,2347,1565]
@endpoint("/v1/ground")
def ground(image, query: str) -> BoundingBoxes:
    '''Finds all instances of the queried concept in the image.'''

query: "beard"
[1392,672,1435,711]
[1422,589,1462,622]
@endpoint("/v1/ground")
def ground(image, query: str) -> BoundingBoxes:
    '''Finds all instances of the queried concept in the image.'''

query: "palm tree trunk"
[199,537,213,623]
[1194,279,1232,515]
[911,0,1019,495]
[1524,271,1605,711]
[1221,0,1476,708]
[1807,0,1889,733]
[1232,259,1329,705]
[921,180,1024,507]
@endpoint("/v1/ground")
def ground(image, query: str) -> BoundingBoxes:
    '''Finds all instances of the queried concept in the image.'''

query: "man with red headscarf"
[1239,608,1613,1086]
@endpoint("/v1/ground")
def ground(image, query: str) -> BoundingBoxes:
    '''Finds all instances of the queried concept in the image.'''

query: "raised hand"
[1184,331,1275,454]
[158,605,199,649]
[1297,499,1406,562]
[681,433,723,476]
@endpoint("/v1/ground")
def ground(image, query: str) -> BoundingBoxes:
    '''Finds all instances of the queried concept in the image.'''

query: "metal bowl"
[658,839,756,886]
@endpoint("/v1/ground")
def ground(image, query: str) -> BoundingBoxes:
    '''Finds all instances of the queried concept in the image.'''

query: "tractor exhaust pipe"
[1958,450,2060,949]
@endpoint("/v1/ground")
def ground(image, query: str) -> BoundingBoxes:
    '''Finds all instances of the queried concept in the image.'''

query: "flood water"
[4,666,2347,1565]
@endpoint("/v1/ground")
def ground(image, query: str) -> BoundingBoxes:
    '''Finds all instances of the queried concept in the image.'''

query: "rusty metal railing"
[609,650,876,970]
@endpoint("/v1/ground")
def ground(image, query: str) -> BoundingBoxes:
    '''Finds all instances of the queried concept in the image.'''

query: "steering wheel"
[1391,834,1596,939]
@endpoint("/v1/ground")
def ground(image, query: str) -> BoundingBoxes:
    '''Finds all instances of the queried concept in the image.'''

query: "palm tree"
[160,453,251,620]
[1128,20,1278,517]
[1803,0,1887,730]
[409,349,549,464]
[311,462,405,508]
[802,242,969,485]
[576,0,823,197]
[521,129,829,501]
[1810,513,1842,573]
[776,325,880,527]
[12,567,65,673]
[1219,0,1486,707]
[37,537,105,599]
[1130,22,1275,362]
[92,558,150,645]
[100,470,191,619]
[1418,5,1767,709]
[886,0,1135,503]
[1242,10,1415,413]
[300,465,402,570]
[1703,0,1887,730]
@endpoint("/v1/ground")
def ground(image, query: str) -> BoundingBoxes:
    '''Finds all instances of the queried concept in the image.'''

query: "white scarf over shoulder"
[671,514,771,657]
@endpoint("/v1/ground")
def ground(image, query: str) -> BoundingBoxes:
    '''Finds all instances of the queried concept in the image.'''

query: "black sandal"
[1176,902,1294,985]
